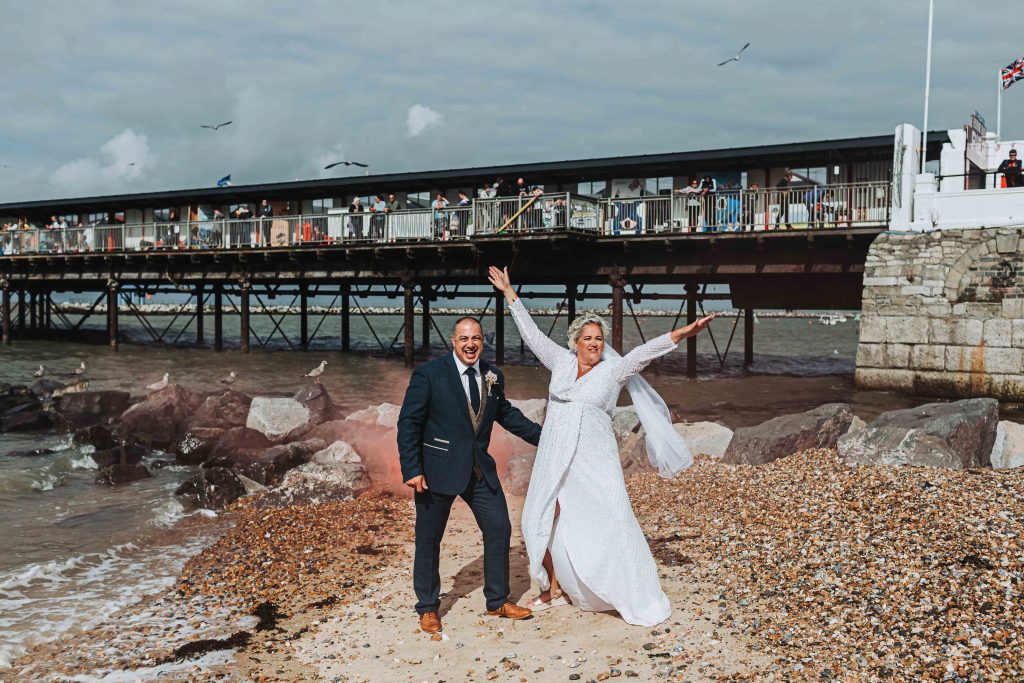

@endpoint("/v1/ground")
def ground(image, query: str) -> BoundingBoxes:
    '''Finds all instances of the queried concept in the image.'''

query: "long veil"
[602,346,693,477]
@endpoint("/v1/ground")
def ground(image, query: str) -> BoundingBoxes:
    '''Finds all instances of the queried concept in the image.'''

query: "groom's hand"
[405,475,428,493]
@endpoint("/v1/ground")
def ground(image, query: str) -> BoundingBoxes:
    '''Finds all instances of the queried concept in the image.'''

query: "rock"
[310,440,362,465]
[257,461,372,507]
[246,397,311,438]
[506,453,536,495]
[226,438,326,485]
[293,380,341,424]
[52,381,89,399]
[345,403,400,429]
[30,378,65,397]
[53,390,131,430]
[844,415,867,437]
[673,422,734,459]
[95,463,152,485]
[0,383,35,414]
[724,403,854,466]
[115,384,205,448]
[1,406,52,432]
[991,420,1024,469]
[174,427,226,465]
[620,431,655,478]
[839,398,998,469]
[185,390,252,431]
[211,426,273,458]
[175,467,247,509]
[612,406,642,443]
[91,444,148,468]
[73,424,116,450]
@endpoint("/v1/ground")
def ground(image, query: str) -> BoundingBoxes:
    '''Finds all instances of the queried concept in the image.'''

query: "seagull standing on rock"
[32,365,45,378]
[221,371,237,385]
[146,373,170,392]
[72,361,87,376]
[304,361,327,383]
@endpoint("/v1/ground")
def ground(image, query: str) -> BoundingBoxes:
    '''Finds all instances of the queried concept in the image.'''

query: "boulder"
[506,453,536,496]
[839,398,998,469]
[115,384,205,448]
[844,415,867,437]
[53,390,131,430]
[345,403,400,429]
[225,438,327,485]
[724,403,854,466]
[91,444,148,468]
[52,381,89,399]
[211,426,274,456]
[73,424,116,451]
[612,406,642,443]
[30,378,65,397]
[185,390,252,431]
[0,384,35,414]
[246,397,310,438]
[619,431,655,479]
[175,467,247,509]
[174,427,226,465]
[293,380,341,424]
[1,405,51,432]
[95,463,152,485]
[257,460,371,507]
[673,422,734,459]
[991,421,1024,469]
[310,440,362,465]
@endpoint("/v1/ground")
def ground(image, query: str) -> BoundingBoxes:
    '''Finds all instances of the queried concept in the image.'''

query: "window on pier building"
[406,191,430,209]
[153,208,174,222]
[311,198,334,214]
[790,167,828,185]
[644,177,673,196]
[577,180,607,197]
[86,212,109,226]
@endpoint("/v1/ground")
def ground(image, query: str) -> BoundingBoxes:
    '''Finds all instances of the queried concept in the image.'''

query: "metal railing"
[0,183,891,256]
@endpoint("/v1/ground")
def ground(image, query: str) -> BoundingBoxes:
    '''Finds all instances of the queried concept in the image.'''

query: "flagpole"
[998,66,1003,139]
[921,0,934,173]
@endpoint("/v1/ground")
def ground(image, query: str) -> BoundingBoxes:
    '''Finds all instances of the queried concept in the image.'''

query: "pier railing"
[0,183,890,256]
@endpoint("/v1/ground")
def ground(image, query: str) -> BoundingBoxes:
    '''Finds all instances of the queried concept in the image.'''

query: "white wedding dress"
[509,299,674,627]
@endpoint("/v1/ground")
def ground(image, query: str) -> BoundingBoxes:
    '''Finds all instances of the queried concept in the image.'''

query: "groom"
[397,316,542,633]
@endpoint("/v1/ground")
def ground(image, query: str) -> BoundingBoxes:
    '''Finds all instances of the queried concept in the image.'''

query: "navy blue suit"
[397,353,541,613]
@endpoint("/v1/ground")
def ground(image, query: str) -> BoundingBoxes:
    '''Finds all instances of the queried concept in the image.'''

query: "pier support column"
[421,286,431,352]
[403,280,415,368]
[2,281,10,345]
[195,285,205,345]
[495,292,505,365]
[240,281,250,354]
[744,308,754,367]
[44,294,51,330]
[341,284,350,352]
[299,284,308,348]
[213,285,223,352]
[566,281,577,329]
[107,282,119,351]
[29,291,37,330]
[17,289,25,332]
[685,283,697,378]
[610,272,625,354]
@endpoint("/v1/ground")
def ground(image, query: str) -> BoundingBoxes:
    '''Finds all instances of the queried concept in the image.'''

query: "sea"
[0,297,1005,673]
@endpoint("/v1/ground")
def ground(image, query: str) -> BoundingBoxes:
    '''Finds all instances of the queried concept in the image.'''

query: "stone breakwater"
[856,226,1024,401]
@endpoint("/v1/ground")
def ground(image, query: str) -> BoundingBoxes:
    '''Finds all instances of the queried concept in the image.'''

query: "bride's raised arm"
[488,266,572,371]
[612,313,716,384]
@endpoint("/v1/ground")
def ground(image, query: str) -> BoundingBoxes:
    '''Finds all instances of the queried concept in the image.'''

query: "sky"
[0,0,1019,203]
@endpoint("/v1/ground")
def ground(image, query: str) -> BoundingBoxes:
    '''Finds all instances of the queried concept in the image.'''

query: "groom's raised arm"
[397,368,431,482]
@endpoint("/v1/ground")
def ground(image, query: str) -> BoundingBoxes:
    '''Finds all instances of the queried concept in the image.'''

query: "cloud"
[50,129,153,196]
[406,104,443,137]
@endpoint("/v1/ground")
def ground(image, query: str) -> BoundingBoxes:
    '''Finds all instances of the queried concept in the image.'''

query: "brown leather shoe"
[419,611,442,633]
[485,602,533,620]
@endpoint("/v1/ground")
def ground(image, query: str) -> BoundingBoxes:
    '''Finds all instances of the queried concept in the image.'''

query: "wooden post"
[403,281,415,368]
[29,291,37,330]
[1,283,10,345]
[494,292,505,365]
[566,281,577,329]
[214,284,223,351]
[610,272,625,353]
[240,282,250,354]
[195,284,205,345]
[341,283,350,352]
[17,289,25,331]
[421,286,430,351]
[44,293,51,329]
[300,284,308,348]
[744,307,754,367]
[686,283,697,378]
[107,285,119,351]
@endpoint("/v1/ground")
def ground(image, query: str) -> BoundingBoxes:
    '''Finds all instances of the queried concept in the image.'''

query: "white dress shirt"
[452,352,483,402]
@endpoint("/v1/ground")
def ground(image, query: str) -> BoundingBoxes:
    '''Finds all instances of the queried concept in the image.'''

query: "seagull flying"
[33,365,45,378]
[72,361,87,375]
[200,121,233,131]
[323,161,369,170]
[146,372,169,392]
[304,360,327,382]
[717,42,751,67]
[220,370,237,385]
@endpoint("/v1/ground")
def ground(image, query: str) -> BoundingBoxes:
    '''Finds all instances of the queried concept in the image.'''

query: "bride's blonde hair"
[567,312,610,350]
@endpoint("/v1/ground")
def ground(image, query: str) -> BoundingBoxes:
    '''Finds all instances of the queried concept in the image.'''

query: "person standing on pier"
[774,169,795,230]
[998,149,1023,188]
[347,196,364,240]
[259,199,273,245]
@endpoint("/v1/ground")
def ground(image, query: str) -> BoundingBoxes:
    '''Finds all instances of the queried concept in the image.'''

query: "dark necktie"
[465,367,480,414]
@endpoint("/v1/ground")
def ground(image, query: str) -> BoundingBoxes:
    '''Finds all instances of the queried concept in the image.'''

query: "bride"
[487,266,714,627]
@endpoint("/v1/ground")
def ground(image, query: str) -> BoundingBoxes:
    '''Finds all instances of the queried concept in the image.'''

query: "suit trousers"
[413,476,513,614]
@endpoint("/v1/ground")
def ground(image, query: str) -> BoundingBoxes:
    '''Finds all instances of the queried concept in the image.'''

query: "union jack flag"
[1002,56,1024,91]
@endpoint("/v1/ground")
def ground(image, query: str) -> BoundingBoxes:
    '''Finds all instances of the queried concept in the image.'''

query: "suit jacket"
[397,354,542,495]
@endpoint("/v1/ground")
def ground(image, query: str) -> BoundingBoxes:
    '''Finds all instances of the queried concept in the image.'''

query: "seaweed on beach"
[253,600,287,631]
[160,630,251,663]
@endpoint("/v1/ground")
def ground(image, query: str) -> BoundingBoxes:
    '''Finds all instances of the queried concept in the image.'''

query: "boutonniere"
[484,370,498,396]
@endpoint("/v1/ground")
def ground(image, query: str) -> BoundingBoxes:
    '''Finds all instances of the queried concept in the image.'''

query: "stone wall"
[856,227,1024,400]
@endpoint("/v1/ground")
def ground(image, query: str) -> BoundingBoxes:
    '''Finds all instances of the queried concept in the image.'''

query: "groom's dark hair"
[451,316,483,336]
